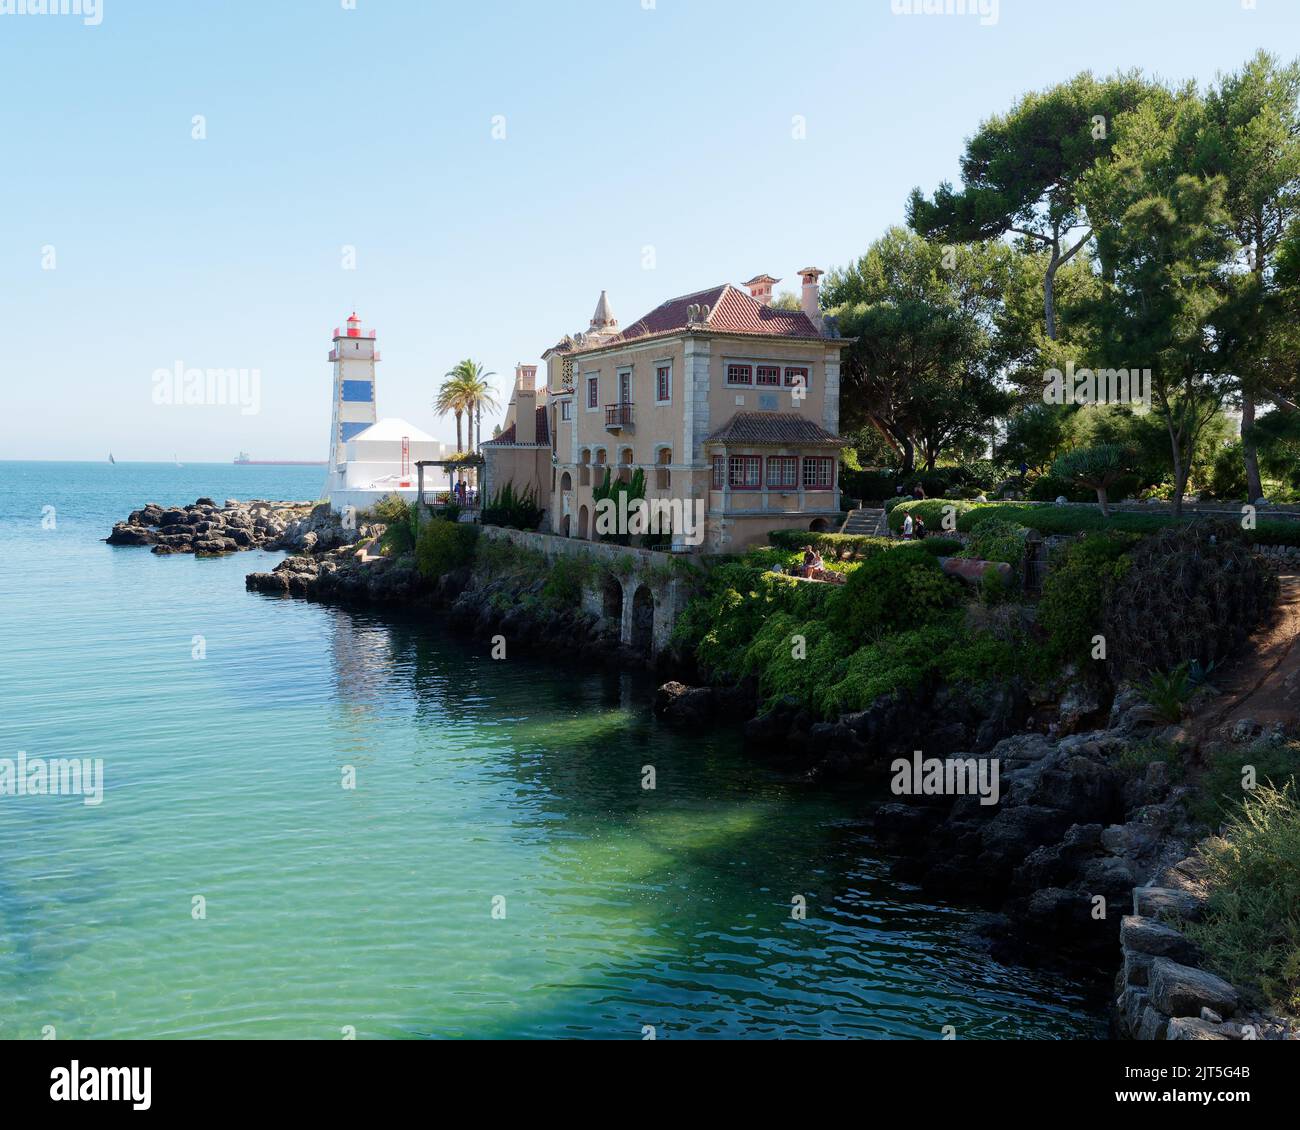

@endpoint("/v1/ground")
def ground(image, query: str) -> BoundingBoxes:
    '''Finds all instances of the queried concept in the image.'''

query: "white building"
[323,313,451,513]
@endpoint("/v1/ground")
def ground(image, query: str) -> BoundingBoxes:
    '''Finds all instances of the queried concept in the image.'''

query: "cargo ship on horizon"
[234,452,327,466]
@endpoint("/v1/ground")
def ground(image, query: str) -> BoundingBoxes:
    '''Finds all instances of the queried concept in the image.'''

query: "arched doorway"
[809,518,830,532]
[631,585,654,653]
[561,514,571,537]
[577,505,589,540]
[559,472,573,537]
[602,574,623,626]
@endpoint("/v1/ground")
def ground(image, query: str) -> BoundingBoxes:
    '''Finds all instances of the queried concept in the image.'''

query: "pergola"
[416,455,485,509]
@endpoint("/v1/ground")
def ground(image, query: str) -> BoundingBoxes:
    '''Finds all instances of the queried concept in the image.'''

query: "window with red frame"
[712,456,724,488]
[656,365,671,402]
[728,455,761,489]
[785,366,810,389]
[767,456,798,488]
[802,456,835,489]
[587,377,598,408]
[756,364,781,386]
[726,364,753,385]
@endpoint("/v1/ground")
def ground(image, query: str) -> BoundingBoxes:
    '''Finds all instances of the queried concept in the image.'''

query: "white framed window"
[655,361,672,404]
[561,399,572,421]
[585,374,599,411]
[756,364,782,387]
[725,362,753,386]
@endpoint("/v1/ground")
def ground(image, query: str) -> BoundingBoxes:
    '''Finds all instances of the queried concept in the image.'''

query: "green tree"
[441,359,499,451]
[908,71,1155,341]
[1195,52,1300,501]
[1052,443,1130,516]
[823,229,1016,474]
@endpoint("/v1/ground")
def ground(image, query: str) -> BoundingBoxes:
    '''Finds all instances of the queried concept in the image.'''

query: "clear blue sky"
[3,0,1296,461]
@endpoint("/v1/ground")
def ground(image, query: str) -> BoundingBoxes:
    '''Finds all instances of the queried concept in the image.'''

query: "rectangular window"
[561,400,572,421]
[785,366,810,389]
[767,456,799,488]
[728,455,761,490]
[726,363,753,386]
[712,456,724,489]
[340,379,373,403]
[802,456,835,489]
[656,364,671,403]
[756,364,781,386]
[587,376,598,409]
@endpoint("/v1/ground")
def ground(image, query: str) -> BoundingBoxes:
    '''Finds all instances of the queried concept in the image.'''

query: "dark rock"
[1149,958,1239,1018]
[1120,916,1197,962]
[1133,886,1205,922]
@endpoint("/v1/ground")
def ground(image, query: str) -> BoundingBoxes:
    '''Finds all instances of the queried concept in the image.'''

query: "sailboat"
[174,453,183,468]
[108,452,116,465]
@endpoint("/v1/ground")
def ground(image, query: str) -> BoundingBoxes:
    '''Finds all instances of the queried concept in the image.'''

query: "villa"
[483,269,849,552]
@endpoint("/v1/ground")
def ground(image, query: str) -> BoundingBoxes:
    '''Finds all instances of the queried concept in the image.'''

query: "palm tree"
[442,359,498,451]
[435,369,477,453]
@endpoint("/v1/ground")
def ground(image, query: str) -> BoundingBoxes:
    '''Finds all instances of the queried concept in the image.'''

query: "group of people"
[895,483,928,541]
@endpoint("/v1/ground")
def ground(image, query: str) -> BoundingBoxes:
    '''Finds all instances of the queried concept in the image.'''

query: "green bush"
[887,498,974,534]
[540,554,592,609]
[1187,784,1300,1014]
[838,545,963,643]
[1037,532,1136,666]
[766,529,895,560]
[1188,740,1300,828]
[415,518,479,579]
[964,517,1029,568]
[370,494,418,555]
[482,481,544,530]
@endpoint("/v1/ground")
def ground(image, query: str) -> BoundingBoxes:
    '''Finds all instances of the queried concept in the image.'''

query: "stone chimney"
[744,274,780,307]
[798,267,825,331]
[514,363,538,444]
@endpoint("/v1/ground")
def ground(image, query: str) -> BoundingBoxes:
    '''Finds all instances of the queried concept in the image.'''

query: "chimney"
[514,363,538,444]
[744,274,780,307]
[798,267,824,331]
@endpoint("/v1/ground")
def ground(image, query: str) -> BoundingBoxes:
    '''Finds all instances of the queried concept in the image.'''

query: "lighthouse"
[324,313,380,495]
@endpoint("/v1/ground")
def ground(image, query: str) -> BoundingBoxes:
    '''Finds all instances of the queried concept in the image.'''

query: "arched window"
[655,447,671,492]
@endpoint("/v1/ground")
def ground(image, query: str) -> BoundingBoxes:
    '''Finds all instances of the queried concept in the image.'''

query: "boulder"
[1149,957,1239,1018]
[1167,1016,1234,1041]
[1120,916,1197,962]
[1133,885,1205,922]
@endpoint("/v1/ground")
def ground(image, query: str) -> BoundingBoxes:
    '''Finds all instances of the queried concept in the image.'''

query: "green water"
[0,462,1104,1038]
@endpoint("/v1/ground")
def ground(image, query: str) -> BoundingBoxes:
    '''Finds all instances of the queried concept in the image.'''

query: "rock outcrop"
[107,499,372,557]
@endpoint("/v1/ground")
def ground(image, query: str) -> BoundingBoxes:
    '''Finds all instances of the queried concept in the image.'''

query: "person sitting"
[806,549,827,580]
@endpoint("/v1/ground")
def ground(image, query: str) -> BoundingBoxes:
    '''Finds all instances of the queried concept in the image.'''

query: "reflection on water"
[0,462,1107,1039]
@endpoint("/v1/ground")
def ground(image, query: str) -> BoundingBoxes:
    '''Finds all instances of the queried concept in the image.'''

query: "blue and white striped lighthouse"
[324,313,379,494]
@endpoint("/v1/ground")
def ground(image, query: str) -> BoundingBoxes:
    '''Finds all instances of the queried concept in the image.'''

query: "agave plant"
[1141,662,1194,724]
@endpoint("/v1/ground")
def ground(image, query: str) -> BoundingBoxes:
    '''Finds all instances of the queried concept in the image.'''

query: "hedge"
[887,499,1300,546]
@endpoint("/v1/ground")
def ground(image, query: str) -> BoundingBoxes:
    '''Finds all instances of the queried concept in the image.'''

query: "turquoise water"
[0,462,1104,1039]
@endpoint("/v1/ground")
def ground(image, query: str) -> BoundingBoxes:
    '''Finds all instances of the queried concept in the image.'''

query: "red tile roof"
[482,405,550,447]
[613,284,821,345]
[704,412,845,448]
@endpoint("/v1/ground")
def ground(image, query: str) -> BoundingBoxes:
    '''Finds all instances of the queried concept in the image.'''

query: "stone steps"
[840,508,887,537]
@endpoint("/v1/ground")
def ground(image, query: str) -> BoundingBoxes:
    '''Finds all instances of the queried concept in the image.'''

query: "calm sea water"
[0,461,1104,1039]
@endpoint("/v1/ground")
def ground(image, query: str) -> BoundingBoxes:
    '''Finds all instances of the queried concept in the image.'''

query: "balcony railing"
[605,402,633,430]
[329,349,381,362]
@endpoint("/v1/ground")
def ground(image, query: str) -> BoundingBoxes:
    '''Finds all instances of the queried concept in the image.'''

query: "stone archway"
[630,584,655,654]
[602,573,624,625]
[809,518,830,532]
[561,514,571,537]
[578,505,590,540]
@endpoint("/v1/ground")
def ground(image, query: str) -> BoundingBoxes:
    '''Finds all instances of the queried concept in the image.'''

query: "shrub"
[914,536,963,557]
[1037,532,1136,666]
[1187,785,1300,1014]
[766,529,895,560]
[1189,740,1300,828]
[887,498,973,534]
[1140,662,1194,723]
[482,481,544,530]
[1028,473,1095,503]
[838,545,963,643]
[979,564,1010,606]
[370,494,418,555]
[540,554,591,609]
[415,518,479,579]
[964,517,1029,569]
[1101,520,1279,679]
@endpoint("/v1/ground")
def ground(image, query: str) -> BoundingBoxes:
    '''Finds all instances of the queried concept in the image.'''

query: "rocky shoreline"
[106,498,369,557]
[111,502,1297,1039]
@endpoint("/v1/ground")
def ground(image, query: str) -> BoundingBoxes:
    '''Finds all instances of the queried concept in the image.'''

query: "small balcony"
[329,349,381,362]
[605,402,634,431]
